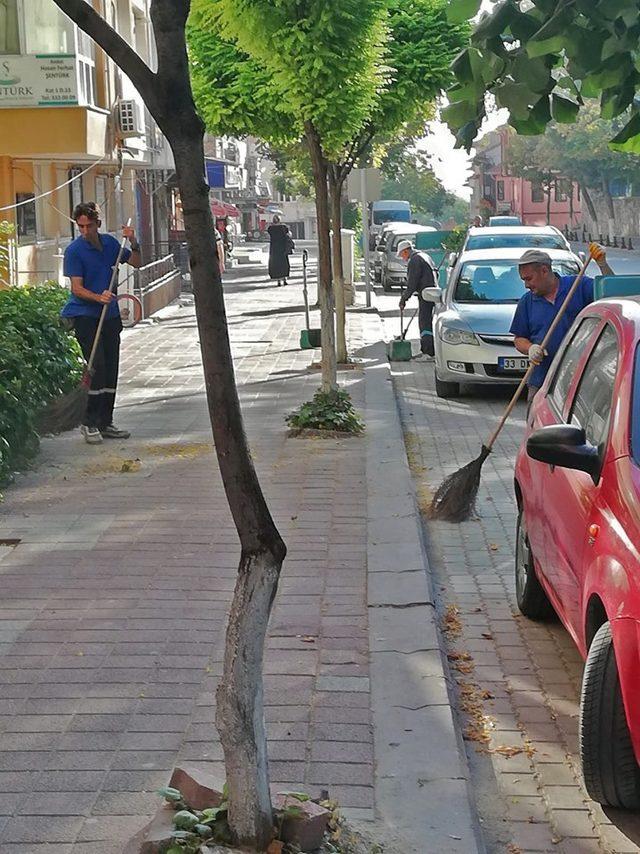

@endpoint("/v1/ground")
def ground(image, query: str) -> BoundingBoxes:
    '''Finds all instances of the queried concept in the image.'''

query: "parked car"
[373,222,419,284]
[422,247,581,398]
[514,294,640,808]
[463,225,571,253]
[488,215,522,226]
[380,226,436,291]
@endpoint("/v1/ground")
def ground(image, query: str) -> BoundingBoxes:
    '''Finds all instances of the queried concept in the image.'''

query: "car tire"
[382,275,392,292]
[580,622,640,808]
[435,376,460,398]
[514,507,554,620]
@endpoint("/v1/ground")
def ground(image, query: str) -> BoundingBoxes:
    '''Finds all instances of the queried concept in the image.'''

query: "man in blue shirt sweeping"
[61,202,142,444]
[511,245,613,404]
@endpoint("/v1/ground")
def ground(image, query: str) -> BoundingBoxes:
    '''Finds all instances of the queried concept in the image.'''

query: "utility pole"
[360,168,371,308]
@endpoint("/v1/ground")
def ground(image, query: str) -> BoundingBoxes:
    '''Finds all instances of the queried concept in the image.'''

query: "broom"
[429,248,595,522]
[38,223,131,435]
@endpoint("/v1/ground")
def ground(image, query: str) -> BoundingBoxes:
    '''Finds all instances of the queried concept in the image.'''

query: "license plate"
[498,357,528,372]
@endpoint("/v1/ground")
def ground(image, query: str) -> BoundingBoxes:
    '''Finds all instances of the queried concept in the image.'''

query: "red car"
[514,296,640,808]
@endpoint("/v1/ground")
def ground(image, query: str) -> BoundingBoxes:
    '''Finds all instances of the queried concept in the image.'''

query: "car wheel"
[382,275,391,292]
[580,622,640,808]
[515,507,554,620]
[435,376,459,398]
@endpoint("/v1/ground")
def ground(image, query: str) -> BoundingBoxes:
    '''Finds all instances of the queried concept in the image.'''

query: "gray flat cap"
[519,249,553,267]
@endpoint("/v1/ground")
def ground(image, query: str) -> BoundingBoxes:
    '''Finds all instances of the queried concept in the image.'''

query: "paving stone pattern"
[0,260,377,852]
[381,289,640,854]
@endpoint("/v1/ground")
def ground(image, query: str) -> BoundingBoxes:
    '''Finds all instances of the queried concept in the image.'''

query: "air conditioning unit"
[117,100,144,137]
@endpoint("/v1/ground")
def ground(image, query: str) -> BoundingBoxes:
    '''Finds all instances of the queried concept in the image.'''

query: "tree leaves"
[446,0,481,24]
[446,0,640,150]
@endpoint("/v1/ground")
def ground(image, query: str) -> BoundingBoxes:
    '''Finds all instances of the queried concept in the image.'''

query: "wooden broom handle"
[86,219,132,375]
[485,249,596,451]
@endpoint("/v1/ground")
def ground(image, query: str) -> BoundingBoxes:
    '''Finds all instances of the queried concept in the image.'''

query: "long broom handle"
[485,248,596,451]
[85,219,132,375]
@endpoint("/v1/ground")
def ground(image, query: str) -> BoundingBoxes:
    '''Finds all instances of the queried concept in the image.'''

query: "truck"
[369,200,411,248]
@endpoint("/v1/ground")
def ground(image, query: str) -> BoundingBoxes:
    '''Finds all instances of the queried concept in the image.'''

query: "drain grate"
[0,539,21,547]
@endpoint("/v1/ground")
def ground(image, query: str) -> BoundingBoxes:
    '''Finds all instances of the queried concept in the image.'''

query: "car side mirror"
[448,252,458,266]
[422,286,442,304]
[526,424,601,484]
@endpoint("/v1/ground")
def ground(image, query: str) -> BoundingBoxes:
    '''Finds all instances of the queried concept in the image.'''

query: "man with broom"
[511,244,613,405]
[398,239,437,360]
[61,202,142,444]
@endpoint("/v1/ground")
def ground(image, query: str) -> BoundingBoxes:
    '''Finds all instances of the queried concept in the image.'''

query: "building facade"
[471,128,581,230]
[0,0,174,285]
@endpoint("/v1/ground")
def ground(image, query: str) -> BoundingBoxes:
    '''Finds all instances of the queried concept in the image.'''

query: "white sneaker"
[80,425,103,445]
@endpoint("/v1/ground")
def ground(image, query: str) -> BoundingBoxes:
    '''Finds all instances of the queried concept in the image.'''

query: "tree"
[209,0,388,393]
[51,1,285,849]
[444,0,640,152]
[381,149,469,224]
[326,0,469,360]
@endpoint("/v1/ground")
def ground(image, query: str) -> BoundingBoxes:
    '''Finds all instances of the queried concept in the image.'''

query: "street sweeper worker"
[398,240,437,359]
[61,202,142,445]
[511,244,612,404]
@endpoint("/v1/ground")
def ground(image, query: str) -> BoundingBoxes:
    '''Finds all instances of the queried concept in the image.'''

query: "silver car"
[422,247,581,398]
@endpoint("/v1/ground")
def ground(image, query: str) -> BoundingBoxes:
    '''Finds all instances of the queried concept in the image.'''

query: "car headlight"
[439,326,479,346]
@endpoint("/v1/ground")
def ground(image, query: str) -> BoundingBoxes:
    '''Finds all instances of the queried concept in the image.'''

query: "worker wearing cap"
[511,244,613,402]
[398,240,437,359]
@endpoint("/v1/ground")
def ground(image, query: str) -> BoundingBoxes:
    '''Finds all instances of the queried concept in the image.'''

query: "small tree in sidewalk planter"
[50,1,284,849]
[210,0,388,394]
[286,388,364,437]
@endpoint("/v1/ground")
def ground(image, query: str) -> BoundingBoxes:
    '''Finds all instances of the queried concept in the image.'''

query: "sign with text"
[0,55,78,108]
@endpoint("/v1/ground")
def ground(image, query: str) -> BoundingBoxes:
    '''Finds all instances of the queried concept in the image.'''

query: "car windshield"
[466,234,567,250]
[454,261,580,304]
[373,210,410,225]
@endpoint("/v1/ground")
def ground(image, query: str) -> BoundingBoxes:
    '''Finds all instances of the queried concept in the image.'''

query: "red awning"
[211,200,227,217]
[223,203,240,217]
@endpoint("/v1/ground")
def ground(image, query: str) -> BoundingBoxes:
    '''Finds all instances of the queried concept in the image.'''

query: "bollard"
[622,237,627,249]
[629,238,634,250]
[613,236,618,248]
[599,234,604,244]
[588,233,592,243]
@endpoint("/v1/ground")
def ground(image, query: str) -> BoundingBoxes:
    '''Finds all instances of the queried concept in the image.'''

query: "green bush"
[286,388,364,434]
[0,283,82,488]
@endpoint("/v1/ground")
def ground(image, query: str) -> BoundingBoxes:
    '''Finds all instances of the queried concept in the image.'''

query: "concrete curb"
[364,320,485,853]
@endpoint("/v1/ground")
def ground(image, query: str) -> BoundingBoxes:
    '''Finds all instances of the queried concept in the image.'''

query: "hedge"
[0,283,82,488]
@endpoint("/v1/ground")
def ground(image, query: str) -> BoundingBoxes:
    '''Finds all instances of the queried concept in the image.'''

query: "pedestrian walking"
[267,214,293,286]
[397,239,437,359]
[60,202,142,444]
[511,244,614,405]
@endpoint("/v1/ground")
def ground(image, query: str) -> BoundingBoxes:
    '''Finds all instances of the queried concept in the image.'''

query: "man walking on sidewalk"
[398,239,437,359]
[61,202,142,444]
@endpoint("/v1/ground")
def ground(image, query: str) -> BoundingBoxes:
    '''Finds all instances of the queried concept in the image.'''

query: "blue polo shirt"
[510,274,594,387]
[61,234,131,320]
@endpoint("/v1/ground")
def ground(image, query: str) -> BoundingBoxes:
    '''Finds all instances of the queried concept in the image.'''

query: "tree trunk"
[602,174,616,238]
[305,121,337,393]
[581,183,598,228]
[546,177,552,225]
[328,165,347,364]
[50,2,286,850]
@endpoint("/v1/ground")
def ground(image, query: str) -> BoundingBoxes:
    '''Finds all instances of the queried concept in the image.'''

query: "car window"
[390,234,415,251]
[548,317,601,414]
[453,261,580,304]
[570,325,618,448]
[466,234,567,251]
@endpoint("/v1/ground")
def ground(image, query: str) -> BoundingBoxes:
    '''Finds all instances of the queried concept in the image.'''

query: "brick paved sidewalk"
[378,288,640,854]
[0,265,480,854]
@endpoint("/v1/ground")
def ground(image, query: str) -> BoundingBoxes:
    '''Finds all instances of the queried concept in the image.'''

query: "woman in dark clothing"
[267,215,291,286]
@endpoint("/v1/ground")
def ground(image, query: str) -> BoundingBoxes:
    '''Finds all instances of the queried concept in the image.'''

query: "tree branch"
[51,0,159,115]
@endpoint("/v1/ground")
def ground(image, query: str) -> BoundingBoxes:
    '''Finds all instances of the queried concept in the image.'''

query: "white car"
[463,225,572,253]
[373,222,433,286]
[380,226,436,291]
[422,247,581,399]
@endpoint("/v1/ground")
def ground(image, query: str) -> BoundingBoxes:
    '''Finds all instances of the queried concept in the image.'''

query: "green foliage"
[444,0,640,150]
[158,786,231,852]
[188,3,299,145]
[287,389,364,434]
[443,226,467,252]
[382,150,468,224]
[208,0,389,159]
[0,283,82,489]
